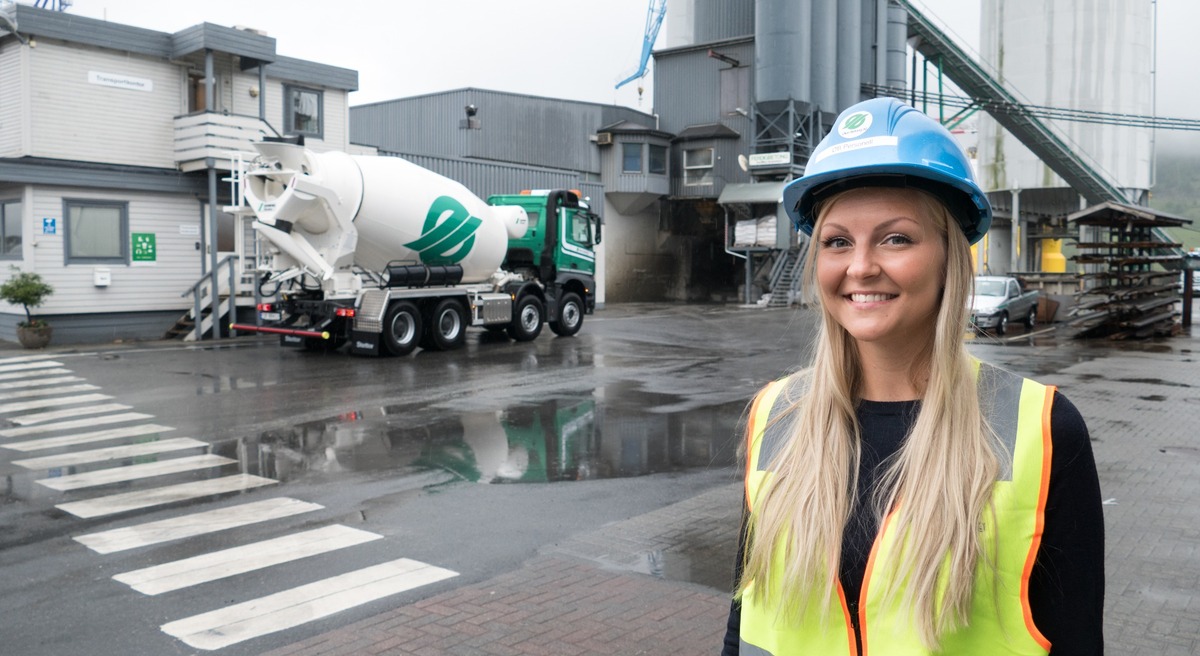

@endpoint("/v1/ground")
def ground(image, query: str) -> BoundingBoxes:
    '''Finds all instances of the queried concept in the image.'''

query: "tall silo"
[976,0,1153,200]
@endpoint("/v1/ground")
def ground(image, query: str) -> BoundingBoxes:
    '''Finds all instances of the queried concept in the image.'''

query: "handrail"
[182,254,240,340]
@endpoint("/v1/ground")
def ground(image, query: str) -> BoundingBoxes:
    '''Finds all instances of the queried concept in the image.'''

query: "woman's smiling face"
[814,186,948,350]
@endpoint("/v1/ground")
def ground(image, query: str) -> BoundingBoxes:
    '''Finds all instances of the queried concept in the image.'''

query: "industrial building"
[0,0,1183,344]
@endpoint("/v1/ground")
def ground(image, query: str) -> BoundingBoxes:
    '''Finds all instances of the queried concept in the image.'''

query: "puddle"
[226,386,746,485]
[1116,377,1192,388]
[1137,395,1167,402]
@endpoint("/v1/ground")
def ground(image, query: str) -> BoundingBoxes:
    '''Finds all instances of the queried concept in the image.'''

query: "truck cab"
[490,190,601,325]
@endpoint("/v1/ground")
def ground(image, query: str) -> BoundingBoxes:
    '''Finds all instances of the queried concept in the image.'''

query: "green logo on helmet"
[838,111,873,138]
[403,196,482,264]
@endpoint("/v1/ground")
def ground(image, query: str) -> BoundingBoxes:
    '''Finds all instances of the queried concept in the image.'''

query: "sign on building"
[132,233,156,263]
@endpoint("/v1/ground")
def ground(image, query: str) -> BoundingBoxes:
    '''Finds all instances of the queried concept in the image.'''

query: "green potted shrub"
[0,267,54,349]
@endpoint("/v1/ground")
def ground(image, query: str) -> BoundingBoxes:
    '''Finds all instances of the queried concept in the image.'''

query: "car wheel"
[507,295,544,342]
[995,312,1008,336]
[549,292,584,337]
[383,301,422,356]
[1025,305,1038,328]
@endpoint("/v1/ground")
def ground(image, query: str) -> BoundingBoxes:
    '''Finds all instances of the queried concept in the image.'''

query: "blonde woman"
[723,98,1103,655]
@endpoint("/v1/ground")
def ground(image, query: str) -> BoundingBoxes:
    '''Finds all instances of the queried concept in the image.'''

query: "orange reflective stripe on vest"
[739,363,1054,656]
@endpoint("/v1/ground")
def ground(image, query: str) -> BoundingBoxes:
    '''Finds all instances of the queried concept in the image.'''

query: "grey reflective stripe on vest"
[755,364,1024,480]
[739,638,775,656]
[977,362,1023,481]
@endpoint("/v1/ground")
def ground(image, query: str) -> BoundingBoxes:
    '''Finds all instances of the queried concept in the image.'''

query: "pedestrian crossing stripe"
[0,391,109,412]
[57,473,278,518]
[0,375,84,390]
[74,497,325,554]
[1,423,176,452]
[7,402,133,426]
[0,412,155,438]
[36,454,234,491]
[114,524,382,595]
[160,557,459,650]
[13,436,206,470]
[0,367,74,382]
[0,360,63,374]
[0,354,57,365]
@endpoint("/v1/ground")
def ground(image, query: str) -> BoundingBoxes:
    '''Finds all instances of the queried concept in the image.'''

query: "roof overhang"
[717,181,787,206]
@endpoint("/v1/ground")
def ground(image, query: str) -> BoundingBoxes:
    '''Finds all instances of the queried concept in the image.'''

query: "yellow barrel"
[1041,239,1066,273]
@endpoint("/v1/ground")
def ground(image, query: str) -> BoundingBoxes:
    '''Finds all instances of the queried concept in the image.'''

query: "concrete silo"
[975,0,1154,271]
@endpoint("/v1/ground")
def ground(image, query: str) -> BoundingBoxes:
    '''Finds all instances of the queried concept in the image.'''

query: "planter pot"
[16,324,52,349]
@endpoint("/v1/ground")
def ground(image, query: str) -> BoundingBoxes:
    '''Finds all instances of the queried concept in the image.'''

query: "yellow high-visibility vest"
[740,363,1054,656]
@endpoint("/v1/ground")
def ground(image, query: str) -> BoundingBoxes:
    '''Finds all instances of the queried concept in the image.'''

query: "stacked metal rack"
[1066,202,1191,339]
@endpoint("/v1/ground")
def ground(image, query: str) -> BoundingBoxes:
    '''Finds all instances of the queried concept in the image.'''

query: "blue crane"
[615,0,667,90]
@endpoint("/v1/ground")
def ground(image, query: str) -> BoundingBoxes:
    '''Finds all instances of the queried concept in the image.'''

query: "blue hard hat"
[782,97,992,244]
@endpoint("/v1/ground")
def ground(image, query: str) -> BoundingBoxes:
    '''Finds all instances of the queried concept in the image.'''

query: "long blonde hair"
[739,188,997,650]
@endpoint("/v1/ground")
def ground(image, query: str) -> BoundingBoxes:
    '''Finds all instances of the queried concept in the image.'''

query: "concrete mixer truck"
[229,139,600,356]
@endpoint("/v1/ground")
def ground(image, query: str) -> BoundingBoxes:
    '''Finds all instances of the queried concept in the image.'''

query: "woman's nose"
[846,247,880,279]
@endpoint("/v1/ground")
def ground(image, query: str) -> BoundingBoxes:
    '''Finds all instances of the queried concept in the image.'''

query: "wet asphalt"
[0,302,1194,654]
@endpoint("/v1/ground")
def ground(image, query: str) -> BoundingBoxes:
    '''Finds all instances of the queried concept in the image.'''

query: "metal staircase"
[165,255,241,341]
[767,245,808,308]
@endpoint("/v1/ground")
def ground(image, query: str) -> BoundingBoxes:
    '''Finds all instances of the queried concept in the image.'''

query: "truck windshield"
[976,279,1006,297]
[568,210,593,247]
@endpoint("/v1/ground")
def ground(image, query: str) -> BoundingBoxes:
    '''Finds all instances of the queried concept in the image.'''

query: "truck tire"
[507,295,544,342]
[1025,305,1038,328]
[383,301,422,356]
[549,292,584,337]
[995,312,1008,336]
[422,298,467,351]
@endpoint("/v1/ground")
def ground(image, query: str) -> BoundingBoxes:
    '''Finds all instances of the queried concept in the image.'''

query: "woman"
[723,98,1104,655]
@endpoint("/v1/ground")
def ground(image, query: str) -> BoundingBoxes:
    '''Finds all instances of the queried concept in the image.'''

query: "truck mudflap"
[349,331,382,356]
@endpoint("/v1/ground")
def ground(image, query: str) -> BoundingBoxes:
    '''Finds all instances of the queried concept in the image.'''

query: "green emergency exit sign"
[132,233,156,262]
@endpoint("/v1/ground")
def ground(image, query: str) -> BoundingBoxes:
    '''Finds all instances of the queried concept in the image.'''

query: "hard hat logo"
[404,196,482,264]
[837,111,873,138]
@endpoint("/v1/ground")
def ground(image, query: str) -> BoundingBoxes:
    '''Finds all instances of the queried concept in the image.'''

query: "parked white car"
[970,276,1041,335]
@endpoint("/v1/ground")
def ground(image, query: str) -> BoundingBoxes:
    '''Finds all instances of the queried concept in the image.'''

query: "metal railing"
[182,254,240,341]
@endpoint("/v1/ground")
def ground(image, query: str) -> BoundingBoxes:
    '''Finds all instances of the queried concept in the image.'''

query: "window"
[64,200,127,264]
[568,209,593,247]
[622,143,643,173]
[0,200,21,259]
[648,145,667,175]
[285,85,323,139]
[684,148,714,186]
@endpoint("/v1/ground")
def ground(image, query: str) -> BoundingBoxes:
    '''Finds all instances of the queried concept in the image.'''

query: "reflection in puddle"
[228,387,745,485]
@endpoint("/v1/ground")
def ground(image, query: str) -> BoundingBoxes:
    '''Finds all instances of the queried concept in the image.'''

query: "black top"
[722,391,1104,655]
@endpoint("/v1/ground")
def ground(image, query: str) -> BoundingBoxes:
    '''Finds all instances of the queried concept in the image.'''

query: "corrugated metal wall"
[382,151,603,218]
[694,0,755,42]
[351,89,656,176]
[653,38,755,135]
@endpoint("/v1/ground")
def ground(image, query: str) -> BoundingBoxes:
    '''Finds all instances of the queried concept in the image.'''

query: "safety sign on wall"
[132,232,156,263]
[42,218,56,235]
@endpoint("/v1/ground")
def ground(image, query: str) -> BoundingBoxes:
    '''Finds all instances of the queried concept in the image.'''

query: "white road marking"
[0,412,154,438]
[2,423,176,452]
[36,454,234,491]
[0,360,63,373]
[0,375,84,390]
[57,474,277,518]
[0,384,99,402]
[13,437,206,469]
[74,497,324,554]
[0,368,74,382]
[115,525,382,596]
[7,402,133,425]
[0,354,57,365]
[0,392,112,414]
[160,557,459,650]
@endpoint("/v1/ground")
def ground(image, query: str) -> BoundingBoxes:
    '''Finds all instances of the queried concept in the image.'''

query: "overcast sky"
[59,0,1197,123]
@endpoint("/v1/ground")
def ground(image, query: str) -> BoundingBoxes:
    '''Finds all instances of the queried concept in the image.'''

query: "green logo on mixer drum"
[404,196,483,264]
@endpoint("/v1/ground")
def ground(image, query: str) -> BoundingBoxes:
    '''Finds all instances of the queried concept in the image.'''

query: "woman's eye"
[883,234,913,246]
[821,236,850,249]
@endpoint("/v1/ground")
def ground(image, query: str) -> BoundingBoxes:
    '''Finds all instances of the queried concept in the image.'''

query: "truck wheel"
[995,312,1008,336]
[507,295,544,342]
[422,298,467,351]
[383,301,422,356]
[1025,305,1038,328]
[549,292,584,337]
